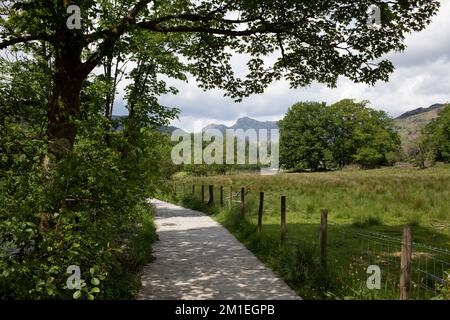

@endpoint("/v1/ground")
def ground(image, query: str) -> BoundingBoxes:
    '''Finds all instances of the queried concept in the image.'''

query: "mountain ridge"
[395,103,445,120]
[202,116,279,134]
[202,103,447,134]
[394,103,446,155]
[111,103,447,141]
[111,115,186,135]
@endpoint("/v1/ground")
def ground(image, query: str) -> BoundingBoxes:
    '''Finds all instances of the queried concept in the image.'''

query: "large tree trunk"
[46,1,116,157]
[47,29,85,158]
[47,72,83,156]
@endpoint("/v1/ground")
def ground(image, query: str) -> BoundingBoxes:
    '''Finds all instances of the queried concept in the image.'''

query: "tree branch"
[81,0,153,74]
[84,12,259,45]
[82,3,291,76]
[85,0,154,44]
[136,21,276,37]
[0,34,53,50]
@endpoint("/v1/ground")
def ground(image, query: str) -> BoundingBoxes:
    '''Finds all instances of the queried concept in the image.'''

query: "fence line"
[174,183,450,299]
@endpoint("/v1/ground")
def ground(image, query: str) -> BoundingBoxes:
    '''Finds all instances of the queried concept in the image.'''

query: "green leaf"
[73,290,82,300]
[91,278,100,286]
[91,287,100,293]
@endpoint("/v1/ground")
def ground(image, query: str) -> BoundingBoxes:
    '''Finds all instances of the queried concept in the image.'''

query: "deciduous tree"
[423,104,450,163]
[0,0,440,156]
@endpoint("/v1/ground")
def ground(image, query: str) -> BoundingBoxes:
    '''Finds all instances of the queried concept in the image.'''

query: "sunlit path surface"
[138,200,300,300]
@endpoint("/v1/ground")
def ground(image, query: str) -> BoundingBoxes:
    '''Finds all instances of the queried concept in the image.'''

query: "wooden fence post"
[208,185,214,206]
[201,185,205,203]
[192,185,195,195]
[257,192,264,233]
[280,194,286,241]
[240,187,245,217]
[229,186,233,208]
[320,209,328,270]
[220,186,224,207]
[400,225,412,300]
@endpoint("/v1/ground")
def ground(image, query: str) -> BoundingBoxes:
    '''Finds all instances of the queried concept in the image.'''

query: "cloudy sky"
[116,0,450,132]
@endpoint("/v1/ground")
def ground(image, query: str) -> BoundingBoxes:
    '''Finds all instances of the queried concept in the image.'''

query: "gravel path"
[138,199,300,300]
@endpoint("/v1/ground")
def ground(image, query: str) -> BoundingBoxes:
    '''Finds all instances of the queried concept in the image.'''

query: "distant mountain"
[231,117,279,131]
[203,123,229,133]
[394,103,446,154]
[158,126,186,135]
[396,104,445,120]
[111,115,185,135]
[203,117,279,134]
[112,102,447,149]
[202,117,279,143]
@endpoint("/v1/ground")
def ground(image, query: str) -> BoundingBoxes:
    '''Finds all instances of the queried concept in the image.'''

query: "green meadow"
[171,166,450,299]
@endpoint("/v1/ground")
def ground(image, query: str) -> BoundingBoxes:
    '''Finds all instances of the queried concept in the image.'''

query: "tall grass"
[175,166,450,230]
[171,166,450,299]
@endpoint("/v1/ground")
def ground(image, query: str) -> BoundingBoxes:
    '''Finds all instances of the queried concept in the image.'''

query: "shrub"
[0,123,164,299]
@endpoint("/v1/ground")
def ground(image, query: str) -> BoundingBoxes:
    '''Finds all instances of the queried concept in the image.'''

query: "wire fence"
[172,183,450,299]
[352,230,450,299]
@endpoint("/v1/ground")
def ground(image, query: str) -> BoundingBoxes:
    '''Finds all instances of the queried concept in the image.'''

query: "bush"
[0,121,164,299]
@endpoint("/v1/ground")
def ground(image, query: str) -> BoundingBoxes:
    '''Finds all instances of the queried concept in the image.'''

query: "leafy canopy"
[279,99,401,170]
[424,104,450,163]
[0,0,441,100]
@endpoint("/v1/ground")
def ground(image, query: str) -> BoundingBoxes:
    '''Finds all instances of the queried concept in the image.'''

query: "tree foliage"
[423,104,450,163]
[279,100,401,170]
[279,102,332,171]
[0,0,440,155]
[0,12,176,299]
[0,62,174,299]
[0,0,440,299]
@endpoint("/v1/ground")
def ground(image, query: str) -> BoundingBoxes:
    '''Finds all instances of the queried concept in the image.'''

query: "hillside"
[112,104,446,150]
[203,117,279,142]
[203,117,278,134]
[111,115,185,135]
[202,108,447,151]
[394,104,446,154]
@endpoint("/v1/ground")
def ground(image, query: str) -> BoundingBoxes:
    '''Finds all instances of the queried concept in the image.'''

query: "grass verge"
[169,167,450,299]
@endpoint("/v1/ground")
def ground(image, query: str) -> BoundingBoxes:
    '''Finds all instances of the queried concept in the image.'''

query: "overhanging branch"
[0,34,53,50]
[135,21,273,36]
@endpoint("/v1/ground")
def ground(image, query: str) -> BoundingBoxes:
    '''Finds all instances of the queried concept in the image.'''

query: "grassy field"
[170,166,450,299]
